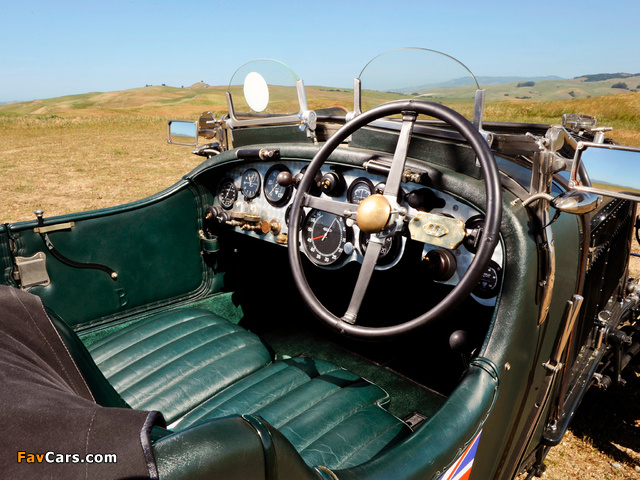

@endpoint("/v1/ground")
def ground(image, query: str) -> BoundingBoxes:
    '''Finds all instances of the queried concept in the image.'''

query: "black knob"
[449,330,473,352]
[422,249,457,281]
[276,171,296,187]
[320,171,345,197]
[406,188,445,211]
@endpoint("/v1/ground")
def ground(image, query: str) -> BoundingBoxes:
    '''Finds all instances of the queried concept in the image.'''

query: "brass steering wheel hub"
[356,194,391,233]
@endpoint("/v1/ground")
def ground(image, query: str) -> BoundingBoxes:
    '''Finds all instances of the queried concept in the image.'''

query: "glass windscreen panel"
[573,142,640,201]
[357,48,480,119]
[227,59,301,119]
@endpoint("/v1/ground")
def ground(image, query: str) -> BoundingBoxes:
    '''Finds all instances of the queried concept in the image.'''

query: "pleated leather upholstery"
[88,308,272,423]
[170,356,410,469]
[88,308,411,470]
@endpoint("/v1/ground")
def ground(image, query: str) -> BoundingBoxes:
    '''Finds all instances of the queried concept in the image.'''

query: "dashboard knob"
[276,171,297,187]
[406,188,445,212]
[422,249,457,281]
[320,171,346,197]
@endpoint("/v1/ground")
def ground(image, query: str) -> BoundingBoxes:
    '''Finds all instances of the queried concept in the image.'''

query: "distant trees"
[612,82,628,89]
[517,81,535,88]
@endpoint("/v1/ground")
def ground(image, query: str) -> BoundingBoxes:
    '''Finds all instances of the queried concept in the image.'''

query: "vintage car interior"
[2,49,639,479]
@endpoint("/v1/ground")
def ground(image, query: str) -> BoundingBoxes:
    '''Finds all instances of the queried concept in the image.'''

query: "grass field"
[1,87,640,478]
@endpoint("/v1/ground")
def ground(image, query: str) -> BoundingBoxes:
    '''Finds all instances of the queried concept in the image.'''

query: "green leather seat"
[84,308,411,471]
[172,356,410,469]
[88,308,272,423]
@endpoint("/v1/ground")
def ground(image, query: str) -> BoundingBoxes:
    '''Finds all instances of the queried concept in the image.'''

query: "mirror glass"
[167,120,197,146]
[573,143,640,200]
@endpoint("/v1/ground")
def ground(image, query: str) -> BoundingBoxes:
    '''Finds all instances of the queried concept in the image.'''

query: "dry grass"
[1,92,640,478]
[0,114,205,223]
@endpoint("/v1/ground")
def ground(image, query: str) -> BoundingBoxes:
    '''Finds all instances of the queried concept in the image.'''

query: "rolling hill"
[1,73,640,117]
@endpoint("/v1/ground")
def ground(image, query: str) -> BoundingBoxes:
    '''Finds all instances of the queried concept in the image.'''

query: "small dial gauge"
[218,178,238,210]
[264,164,293,207]
[360,232,401,266]
[241,168,261,199]
[347,177,374,204]
[472,261,503,299]
[303,210,350,265]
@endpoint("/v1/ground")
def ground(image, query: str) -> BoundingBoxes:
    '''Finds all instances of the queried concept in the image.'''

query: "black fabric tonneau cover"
[0,285,162,479]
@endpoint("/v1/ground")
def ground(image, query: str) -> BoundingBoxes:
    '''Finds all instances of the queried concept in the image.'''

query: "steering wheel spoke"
[383,112,417,197]
[341,239,383,324]
[303,194,357,219]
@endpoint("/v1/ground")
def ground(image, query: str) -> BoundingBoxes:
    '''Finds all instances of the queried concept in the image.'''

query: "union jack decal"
[438,430,482,480]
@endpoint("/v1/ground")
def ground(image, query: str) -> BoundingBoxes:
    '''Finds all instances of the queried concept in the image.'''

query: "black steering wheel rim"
[288,99,502,339]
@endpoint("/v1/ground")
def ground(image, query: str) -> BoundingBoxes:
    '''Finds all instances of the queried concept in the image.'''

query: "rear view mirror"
[571,142,640,202]
[167,120,197,146]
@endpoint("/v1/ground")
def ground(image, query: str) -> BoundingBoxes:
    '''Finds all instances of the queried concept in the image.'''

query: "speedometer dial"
[303,210,349,265]
[241,168,261,199]
[264,164,293,207]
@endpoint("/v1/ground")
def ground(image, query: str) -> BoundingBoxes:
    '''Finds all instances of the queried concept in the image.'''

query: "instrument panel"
[207,160,503,305]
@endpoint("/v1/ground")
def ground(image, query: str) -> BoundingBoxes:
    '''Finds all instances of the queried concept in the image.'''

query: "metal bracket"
[33,222,75,234]
[543,294,584,372]
[409,212,466,249]
[14,252,50,289]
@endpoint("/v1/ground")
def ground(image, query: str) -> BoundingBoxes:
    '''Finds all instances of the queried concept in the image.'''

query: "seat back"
[48,310,131,408]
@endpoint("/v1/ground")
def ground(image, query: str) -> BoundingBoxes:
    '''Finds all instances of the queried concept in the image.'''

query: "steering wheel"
[288,100,502,339]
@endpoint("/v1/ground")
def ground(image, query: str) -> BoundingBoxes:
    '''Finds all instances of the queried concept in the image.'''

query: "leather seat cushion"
[88,308,272,423]
[88,308,411,470]
[172,356,411,470]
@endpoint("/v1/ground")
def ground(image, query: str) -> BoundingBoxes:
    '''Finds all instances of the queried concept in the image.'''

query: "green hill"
[0,85,229,116]
[2,73,640,117]
[1,78,638,147]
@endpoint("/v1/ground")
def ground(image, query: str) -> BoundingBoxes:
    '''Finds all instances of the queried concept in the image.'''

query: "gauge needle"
[314,218,337,241]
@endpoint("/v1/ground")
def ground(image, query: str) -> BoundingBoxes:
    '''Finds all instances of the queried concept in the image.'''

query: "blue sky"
[1,0,639,102]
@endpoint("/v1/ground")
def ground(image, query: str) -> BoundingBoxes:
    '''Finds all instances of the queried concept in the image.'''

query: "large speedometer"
[302,210,350,266]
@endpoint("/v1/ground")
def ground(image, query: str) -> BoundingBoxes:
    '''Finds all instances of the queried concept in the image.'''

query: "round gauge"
[472,260,502,299]
[241,168,261,199]
[303,210,349,265]
[218,178,238,210]
[347,177,374,204]
[264,164,293,207]
[360,232,401,266]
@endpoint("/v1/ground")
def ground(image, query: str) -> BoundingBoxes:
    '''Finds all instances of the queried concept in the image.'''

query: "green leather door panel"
[8,185,213,329]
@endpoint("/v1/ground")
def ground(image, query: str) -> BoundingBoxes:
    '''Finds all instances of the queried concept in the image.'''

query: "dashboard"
[206,159,503,306]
